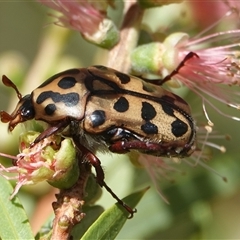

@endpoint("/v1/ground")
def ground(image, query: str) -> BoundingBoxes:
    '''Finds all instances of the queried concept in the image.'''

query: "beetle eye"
[20,95,35,120]
[21,107,35,119]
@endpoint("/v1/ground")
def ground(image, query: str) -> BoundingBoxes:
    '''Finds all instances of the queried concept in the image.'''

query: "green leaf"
[81,187,149,240]
[0,177,34,240]
[35,215,54,240]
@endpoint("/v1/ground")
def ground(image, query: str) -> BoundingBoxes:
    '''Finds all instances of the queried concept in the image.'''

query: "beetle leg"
[72,136,136,218]
[107,128,189,156]
[160,52,199,85]
[109,140,165,154]
[109,140,186,157]
[142,52,199,85]
[32,119,69,146]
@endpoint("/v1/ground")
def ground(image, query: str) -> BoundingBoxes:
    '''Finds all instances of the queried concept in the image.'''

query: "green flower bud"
[131,42,165,75]
[48,139,79,189]
[19,131,41,149]
[131,32,190,76]
[84,19,120,49]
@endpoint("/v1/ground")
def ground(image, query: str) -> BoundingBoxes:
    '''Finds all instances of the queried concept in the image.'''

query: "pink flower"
[167,30,240,123]
[38,0,119,48]
[0,132,78,198]
[38,0,106,35]
[131,29,240,124]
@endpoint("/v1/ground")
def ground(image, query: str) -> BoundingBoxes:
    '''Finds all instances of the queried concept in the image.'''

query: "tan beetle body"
[1,65,196,157]
[0,56,198,217]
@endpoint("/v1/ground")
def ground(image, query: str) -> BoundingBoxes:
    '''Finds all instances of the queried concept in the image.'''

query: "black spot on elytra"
[36,91,79,107]
[115,72,131,84]
[141,102,156,121]
[38,69,80,88]
[45,104,56,115]
[58,77,77,89]
[90,110,106,127]
[161,103,174,116]
[141,121,158,134]
[171,119,188,137]
[113,96,129,112]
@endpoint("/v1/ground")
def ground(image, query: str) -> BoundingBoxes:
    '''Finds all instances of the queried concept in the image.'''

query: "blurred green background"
[0,1,240,239]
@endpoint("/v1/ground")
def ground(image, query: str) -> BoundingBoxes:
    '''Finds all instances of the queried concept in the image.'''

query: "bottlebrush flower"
[131,30,240,123]
[0,131,79,198]
[38,0,119,48]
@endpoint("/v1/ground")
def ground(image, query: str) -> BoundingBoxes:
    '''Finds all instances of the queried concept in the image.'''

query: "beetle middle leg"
[72,135,136,218]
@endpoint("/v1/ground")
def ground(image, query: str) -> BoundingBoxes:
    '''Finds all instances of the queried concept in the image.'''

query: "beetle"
[0,53,197,217]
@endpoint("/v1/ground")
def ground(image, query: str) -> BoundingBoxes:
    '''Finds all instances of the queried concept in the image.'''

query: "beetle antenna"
[2,75,22,100]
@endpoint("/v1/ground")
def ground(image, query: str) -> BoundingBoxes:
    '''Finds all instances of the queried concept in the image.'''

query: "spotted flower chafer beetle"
[0,53,197,217]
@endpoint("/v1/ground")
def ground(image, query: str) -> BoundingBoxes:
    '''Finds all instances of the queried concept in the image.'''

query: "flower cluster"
[0,131,78,198]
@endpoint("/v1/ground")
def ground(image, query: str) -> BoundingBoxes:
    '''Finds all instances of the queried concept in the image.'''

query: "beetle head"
[0,75,35,131]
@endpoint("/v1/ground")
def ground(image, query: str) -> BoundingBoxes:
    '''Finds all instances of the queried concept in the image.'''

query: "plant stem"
[51,160,91,240]
[107,1,143,72]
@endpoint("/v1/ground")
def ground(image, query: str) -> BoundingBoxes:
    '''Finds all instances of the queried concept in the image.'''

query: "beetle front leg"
[32,119,70,146]
[72,136,136,218]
